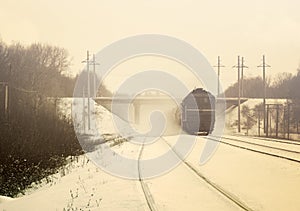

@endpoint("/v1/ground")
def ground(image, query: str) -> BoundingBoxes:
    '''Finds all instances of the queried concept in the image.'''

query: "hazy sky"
[1,0,299,91]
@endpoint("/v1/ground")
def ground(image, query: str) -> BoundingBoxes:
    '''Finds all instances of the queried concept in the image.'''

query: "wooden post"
[269,108,272,137]
[276,105,279,138]
[283,106,286,139]
[266,104,269,137]
[258,109,261,136]
[287,103,290,140]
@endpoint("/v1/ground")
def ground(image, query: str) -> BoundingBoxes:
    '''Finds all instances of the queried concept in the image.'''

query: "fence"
[254,102,300,140]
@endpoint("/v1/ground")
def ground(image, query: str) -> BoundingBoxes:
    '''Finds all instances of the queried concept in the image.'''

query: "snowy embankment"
[2,97,300,210]
[0,98,148,210]
[0,153,148,210]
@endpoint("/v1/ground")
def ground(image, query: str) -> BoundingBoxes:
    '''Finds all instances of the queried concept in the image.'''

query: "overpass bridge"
[93,96,248,124]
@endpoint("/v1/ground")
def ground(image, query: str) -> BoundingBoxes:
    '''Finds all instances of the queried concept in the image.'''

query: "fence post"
[266,104,269,137]
[276,105,279,138]
[287,103,290,140]
[258,109,261,136]
[269,107,272,137]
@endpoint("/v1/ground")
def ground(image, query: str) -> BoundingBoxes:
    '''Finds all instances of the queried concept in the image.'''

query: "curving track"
[136,133,300,210]
[160,137,254,211]
[137,137,253,211]
[138,143,158,211]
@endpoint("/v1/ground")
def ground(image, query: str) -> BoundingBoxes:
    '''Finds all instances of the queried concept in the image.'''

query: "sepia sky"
[0,0,300,91]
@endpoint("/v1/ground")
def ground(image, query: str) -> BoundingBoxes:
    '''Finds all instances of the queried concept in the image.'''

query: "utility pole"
[82,51,91,130]
[92,54,100,97]
[233,56,241,133]
[214,56,225,96]
[240,57,248,98]
[258,55,270,135]
[238,56,241,133]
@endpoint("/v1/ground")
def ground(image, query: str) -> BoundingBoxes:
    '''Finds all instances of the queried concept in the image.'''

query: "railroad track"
[138,143,158,211]
[160,137,254,211]
[208,135,300,164]
[228,134,300,146]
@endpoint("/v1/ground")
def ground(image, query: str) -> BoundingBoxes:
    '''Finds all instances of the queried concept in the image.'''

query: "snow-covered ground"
[224,98,297,137]
[166,135,300,211]
[1,98,300,210]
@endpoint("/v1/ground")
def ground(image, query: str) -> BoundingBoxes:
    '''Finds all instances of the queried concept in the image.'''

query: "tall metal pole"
[92,54,100,97]
[217,56,220,96]
[258,55,270,135]
[214,56,225,96]
[233,56,241,133]
[241,57,244,98]
[86,51,91,130]
[238,56,241,133]
[263,55,266,134]
[93,54,96,97]
[240,57,248,98]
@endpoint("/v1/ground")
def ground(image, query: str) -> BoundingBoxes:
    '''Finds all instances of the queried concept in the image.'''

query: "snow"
[0,154,148,211]
[224,98,287,135]
[1,98,300,210]
[0,196,14,204]
[164,135,300,211]
[140,138,243,211]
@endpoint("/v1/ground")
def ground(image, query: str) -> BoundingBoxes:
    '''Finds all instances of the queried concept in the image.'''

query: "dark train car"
[181,88,215,135]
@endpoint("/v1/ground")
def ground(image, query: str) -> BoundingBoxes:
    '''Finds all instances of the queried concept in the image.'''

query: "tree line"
[225,68,300,137]
[0,41,76,96]
[224,69,300,99]
[0,41,83,197]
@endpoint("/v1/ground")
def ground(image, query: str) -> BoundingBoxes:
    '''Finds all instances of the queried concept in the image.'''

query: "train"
[180,88,215,135]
